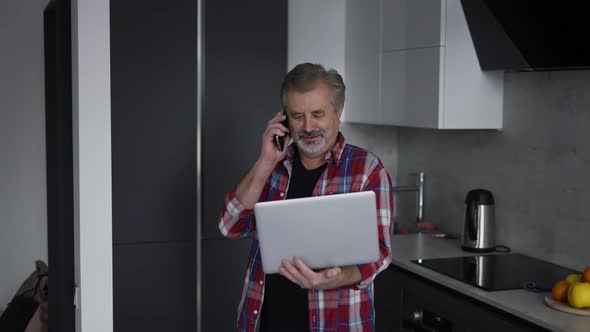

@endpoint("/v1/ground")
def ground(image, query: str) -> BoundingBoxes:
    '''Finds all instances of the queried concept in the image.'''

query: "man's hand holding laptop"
[279,256,361,290]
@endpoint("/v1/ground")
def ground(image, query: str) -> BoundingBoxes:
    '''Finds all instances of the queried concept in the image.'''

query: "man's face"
[284,82,343,160]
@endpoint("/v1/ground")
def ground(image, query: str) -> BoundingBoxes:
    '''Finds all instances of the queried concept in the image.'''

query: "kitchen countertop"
[390,233,590,332]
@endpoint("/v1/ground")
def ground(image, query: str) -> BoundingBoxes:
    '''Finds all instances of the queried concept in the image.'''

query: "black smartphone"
[274,110,288,151]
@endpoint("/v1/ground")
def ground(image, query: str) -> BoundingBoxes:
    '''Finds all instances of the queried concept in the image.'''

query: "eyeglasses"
[522,282,551,293]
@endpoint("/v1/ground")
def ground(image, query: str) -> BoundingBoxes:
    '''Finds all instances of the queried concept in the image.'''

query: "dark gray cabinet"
[111,0,287,330]
[111,0,198,244]
[200,0,287,329]
[374,266,550,332]
[113,242,196,331]
[201,238,252,332]
[201,0,288,240]
[110,0,198,331]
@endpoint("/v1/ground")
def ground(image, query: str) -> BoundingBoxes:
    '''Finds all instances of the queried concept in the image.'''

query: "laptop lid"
[254,191,380,274]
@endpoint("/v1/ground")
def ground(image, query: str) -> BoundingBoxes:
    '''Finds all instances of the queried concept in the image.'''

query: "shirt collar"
[285,132,346,167]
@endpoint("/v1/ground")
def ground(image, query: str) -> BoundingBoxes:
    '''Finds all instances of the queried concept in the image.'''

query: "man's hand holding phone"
[260,111,290,166]
[235,111,290,209]
[274,110,289,151]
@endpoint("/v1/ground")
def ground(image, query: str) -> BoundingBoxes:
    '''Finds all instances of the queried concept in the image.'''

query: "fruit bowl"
[544,296,590,316]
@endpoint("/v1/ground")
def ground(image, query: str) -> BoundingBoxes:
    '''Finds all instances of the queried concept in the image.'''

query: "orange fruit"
[582,266,590,283]
[552,280,570,302]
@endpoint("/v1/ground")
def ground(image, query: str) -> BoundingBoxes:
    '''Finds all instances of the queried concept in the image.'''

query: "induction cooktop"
[412,253,579,291]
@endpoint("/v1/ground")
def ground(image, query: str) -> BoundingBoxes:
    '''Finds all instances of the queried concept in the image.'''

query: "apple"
[565,273,581,284]
[567,282,590,308]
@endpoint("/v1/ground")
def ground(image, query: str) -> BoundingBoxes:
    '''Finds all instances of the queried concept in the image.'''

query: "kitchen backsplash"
[343,70,590,271]
[340,122,399,180]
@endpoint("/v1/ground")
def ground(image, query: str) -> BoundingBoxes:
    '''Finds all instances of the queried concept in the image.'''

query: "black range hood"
[461,1,590,71]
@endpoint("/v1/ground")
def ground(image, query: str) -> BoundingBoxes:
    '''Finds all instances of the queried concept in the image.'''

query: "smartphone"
[274,110,289,151]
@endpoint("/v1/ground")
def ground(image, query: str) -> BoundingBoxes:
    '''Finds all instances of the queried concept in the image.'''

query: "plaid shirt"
[219,133,393,331]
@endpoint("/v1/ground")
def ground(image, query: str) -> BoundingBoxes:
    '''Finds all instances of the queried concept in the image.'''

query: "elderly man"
[219,63,394,332]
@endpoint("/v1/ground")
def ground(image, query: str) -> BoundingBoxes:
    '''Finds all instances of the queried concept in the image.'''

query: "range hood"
[461,1,590,71]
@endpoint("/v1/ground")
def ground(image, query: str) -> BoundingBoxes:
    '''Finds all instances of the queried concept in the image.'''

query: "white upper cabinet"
[289,0,504,129]
[373,0,504,129]
[382,0,444,51]
[343,0,382,124]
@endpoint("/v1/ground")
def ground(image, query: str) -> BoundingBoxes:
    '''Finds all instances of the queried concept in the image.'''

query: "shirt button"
[280,192,284,197]
[253,310,258,315]
[312,315,316,322]
[259,280,263,285]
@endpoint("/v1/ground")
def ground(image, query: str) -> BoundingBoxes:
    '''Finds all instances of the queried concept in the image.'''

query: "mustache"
[297,129,324,138]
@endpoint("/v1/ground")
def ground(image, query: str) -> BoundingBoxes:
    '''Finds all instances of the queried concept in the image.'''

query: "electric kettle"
[461,189,496,252]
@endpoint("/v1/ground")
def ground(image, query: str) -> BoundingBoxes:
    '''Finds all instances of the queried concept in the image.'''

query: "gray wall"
[340,123,400,182]
[0,0,49,308]
[344,70,590,272]
[396,70,590,271]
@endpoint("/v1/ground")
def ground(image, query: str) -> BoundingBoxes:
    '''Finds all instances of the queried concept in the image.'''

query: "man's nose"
[303,116,314,132]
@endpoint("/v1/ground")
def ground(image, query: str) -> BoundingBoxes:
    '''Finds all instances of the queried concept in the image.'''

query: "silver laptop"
[254,191,380,274]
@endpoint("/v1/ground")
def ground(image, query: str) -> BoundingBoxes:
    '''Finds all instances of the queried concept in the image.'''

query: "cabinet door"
[392,267,549,332]
[111,0,198,244]
[382,0,444,51]
[113,242,196,332]
[202,238,252,332]
[381,50,406,125]
[344,0,381,124]
[374,267,402,331]
[202,0,287,239]
[381,47,442,128]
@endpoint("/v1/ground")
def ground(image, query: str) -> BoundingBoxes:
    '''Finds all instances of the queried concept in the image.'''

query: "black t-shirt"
[259,156,327,332]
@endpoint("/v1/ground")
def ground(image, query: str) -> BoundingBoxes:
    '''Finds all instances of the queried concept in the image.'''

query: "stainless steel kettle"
[461,189,495,252]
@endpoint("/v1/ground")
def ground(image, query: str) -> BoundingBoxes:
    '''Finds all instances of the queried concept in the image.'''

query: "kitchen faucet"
[391,172,425,223]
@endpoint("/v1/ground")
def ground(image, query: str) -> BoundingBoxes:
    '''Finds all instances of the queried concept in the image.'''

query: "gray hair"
[280,63,346,111]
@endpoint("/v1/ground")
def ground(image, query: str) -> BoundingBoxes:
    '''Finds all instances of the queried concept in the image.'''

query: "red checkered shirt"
[219,133,394,331]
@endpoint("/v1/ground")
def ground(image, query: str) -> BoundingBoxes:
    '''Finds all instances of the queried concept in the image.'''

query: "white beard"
[296,136,326,154]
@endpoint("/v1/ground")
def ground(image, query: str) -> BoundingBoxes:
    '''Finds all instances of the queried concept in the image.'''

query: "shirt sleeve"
[353,165,394,289]
[218,185,265,240]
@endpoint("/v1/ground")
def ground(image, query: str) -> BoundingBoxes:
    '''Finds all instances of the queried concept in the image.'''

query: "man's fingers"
[282,259,308,287]
[264,125,289,139]
[282,258,342,289]
[279,266,300,286]
[266,127,285,138]
[270,111,287,124]
[294,256,317,281]
[282,134,291,150]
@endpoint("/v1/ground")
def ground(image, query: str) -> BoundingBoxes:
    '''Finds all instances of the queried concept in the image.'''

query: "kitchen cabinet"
[113,242,196,331]
[201,238,252,332]
[111,0,287,330]
[289,0,380,124]
[388,0,504,129]
[374,265,549,332]
[381,0,443,51]
[200,0,287,331]
[344,0,504,129]
[111,0,198,330]
[343,0,381,124]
